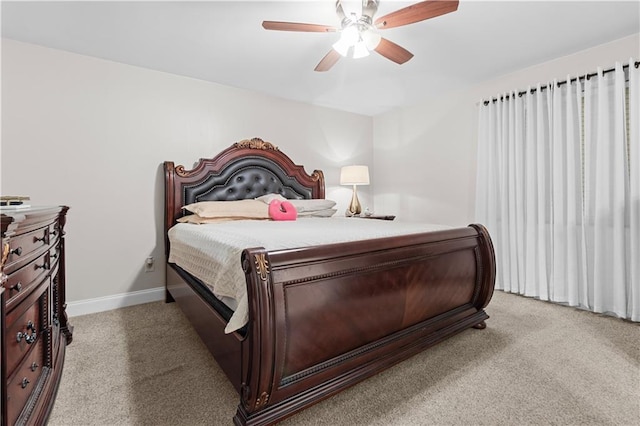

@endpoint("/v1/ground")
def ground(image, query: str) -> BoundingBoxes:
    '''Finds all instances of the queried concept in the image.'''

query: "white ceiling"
[2,1,639,116]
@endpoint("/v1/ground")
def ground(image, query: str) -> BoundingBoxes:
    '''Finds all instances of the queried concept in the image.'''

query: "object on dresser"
[1,206,73,425]
[0,195,31,209]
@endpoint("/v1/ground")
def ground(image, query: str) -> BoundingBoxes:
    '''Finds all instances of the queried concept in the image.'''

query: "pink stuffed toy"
[268,199,297,221]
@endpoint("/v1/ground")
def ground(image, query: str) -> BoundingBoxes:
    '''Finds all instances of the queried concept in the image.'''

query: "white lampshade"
[352,40,370,59]
[362,29,381,50]
[340,165,370,185]
[340,25,359,46]
[332,39,350,57]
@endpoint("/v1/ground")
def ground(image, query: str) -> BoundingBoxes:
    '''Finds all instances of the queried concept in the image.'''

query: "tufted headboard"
[164,138,325,252]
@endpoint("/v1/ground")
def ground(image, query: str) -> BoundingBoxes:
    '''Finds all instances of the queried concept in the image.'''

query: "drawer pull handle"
[34,235,47,243]
[11,246,23,256]
[35,262,46,270]
[21,378,30,389]
[51,252,58,260]
[51,230,58,237]
[16,321,37,344]
[31,362,39,372]
[10,282,22,292]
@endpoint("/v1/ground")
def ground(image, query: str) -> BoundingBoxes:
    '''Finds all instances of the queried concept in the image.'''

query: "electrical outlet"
[145,256,155,272]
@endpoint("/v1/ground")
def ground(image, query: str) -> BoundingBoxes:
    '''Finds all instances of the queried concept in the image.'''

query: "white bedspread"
[168,218,451,333]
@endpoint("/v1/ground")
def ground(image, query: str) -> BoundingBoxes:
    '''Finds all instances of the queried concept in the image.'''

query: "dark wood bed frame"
[164,138,496,425]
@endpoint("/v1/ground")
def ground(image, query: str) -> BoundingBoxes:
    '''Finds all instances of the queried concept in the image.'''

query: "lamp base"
[347,185,362,216]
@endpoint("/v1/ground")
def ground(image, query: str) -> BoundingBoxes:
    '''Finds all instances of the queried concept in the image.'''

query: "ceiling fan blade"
[262,21,337,32]
[314,49,342,72]
[374,38,414,64]
[375,0,458,29]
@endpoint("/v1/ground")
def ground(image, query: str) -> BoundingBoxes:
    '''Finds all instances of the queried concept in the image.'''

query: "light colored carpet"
[48,291,639,426]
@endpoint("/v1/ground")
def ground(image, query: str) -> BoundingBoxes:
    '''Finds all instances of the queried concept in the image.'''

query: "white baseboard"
[66,287,166,317]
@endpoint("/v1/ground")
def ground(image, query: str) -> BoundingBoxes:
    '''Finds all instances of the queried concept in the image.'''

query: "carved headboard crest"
[234,138,279,151]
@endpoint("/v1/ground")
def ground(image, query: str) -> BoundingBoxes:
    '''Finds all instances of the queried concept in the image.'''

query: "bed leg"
[472,321,487,329]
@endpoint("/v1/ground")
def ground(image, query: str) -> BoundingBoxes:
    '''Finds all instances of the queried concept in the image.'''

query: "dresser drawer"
[4,226,51,273]
[6,339,44,426]
[6,293,43,374]
[4,251,49,306]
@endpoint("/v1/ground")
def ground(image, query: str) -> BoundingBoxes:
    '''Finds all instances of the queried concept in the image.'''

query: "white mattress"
[168,217,451,333]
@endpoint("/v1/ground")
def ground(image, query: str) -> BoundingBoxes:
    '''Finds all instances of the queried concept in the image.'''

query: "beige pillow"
[183,200,269,219]
[177,214,270,224]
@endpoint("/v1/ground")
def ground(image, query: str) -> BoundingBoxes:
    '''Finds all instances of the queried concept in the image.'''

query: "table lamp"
[340,165,370,216]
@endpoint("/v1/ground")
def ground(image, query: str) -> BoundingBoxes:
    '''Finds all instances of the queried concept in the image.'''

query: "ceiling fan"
[262,0,459,72]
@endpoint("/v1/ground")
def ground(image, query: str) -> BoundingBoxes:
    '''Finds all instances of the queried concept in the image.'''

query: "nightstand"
[356,215,395,221]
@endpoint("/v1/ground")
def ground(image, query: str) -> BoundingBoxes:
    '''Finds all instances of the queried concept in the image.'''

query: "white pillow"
[255,193,286,204]
[298,209,337,218]
[289,199,337,212]
[255,194,337,213]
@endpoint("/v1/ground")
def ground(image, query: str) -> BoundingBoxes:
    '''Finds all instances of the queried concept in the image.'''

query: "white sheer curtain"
[476,59,639,321]
[630,60,640,321]
[626,59,640,321]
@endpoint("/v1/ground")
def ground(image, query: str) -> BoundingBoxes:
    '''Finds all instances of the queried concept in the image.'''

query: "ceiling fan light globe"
[362,30,381,50]
[353,41,370,59]
[332,39,350,57]
[340,25,359,46]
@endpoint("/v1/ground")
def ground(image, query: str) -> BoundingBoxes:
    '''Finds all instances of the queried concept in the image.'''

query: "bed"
[164,138,496,425]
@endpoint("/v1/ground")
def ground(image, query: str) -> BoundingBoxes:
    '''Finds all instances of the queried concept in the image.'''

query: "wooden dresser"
[0,206,73,425]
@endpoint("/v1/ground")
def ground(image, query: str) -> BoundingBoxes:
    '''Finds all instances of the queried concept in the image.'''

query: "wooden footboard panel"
[234,224,495,425]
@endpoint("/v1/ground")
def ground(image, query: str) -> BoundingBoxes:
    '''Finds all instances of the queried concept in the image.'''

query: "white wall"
[1,39,373,308]
[3,33,638,311]
[372,33,640,226]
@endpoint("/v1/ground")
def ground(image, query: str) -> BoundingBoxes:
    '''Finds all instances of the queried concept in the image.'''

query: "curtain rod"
[483,60,640,106]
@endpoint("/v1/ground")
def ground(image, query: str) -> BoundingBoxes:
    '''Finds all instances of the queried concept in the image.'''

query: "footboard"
[234,224,495,425]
